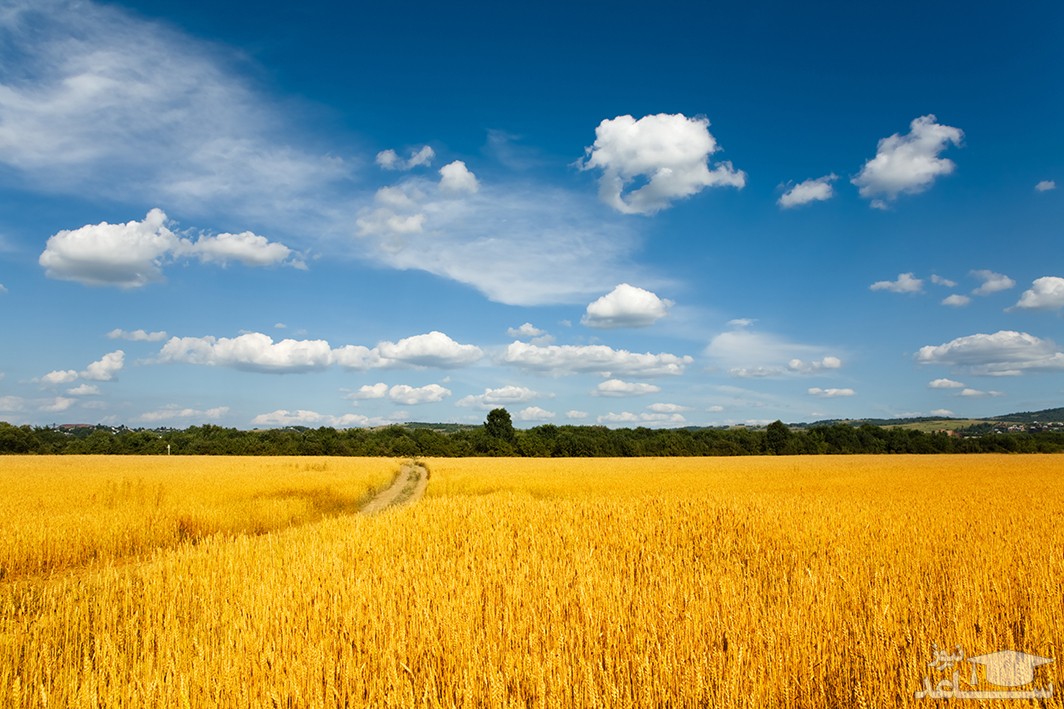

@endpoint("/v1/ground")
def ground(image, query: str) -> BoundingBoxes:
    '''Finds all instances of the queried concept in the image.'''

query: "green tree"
[484,408,516,443]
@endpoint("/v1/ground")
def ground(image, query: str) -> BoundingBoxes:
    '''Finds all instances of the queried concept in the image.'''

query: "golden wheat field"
[1,454,1062,707]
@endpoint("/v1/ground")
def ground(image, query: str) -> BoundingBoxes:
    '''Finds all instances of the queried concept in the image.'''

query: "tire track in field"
[359,462,428,515]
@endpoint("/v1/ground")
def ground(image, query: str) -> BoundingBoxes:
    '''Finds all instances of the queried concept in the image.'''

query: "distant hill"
[991,407,1064,423]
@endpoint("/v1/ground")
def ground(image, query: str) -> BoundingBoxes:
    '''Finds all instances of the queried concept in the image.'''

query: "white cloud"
[157,331,480,373]
[807,387,855,398]
[566,410,589,420]
[80,350,124,381]
[916,330,1064,376]
[39,209,178,287]
[959,388,1004,398]
[503,341,692,377]
[787,356,842,374]
[355,175,643,306]
[507,323,544,339]
[930,274,957,288]
[930,409,954,417]
[40,369,79,385]
[942,294,970,307]
[386,384,451,405]
[647,403,689,413]
[347,383,390,400]
[1013,276,1064,311]
[107,328,168,342]
[376,145,435,171]
[375,331,483,368]
[457,385,540,409]
[597,411,686,426]
[159,333,333,373]
[706,328,842,378]
[929,378,965,389]
[182,231,298,268]
[139,405,229,423]
[0,396,24,412]
[578,113,745,215]
[250,409,391,428]
[67,384,101,396]
[0,284,7,294]
[778,174,837,208]
[582,283,673,328]
[728,318,756,328]
[870,272,923,293]
[1035,180,1056,192]
[438,160,479,194]
[970,269,1014,296]
[593,379,661,397]
[852,114,963,207]
[41,396,76,413]
[516,406,555,422]
[0,1,347,227]
[39,210,299,287]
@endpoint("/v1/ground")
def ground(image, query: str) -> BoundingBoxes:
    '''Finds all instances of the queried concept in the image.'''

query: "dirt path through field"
[359,462,428,515]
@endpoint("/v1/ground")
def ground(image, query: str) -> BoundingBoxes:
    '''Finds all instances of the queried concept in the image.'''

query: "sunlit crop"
[2,454,1061,707]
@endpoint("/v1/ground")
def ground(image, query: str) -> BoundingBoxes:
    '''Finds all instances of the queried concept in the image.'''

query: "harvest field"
[2,455,1062,707]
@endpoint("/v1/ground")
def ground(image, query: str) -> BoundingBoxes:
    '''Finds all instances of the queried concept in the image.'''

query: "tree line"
[1,411,1062,457]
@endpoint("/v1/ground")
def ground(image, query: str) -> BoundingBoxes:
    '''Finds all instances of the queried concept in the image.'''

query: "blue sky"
[0,0,1062,429]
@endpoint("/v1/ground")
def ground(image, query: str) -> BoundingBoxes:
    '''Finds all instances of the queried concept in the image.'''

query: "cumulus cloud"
[1012,276,1064,311]
[916,330,1064,376]
[67,384,101,396]
[41,396,76,413]
[457,386,540,409]
[376,331,483,368]
[942,294,970,307]
[438,161,479,194]
[578,113,745,215]
[39,209,300,287]
[0,1,348,227]
[251,409,395,428]
[158,333,333,373]
[647,403,689,413]
[39,369,79,386]
[582,283,672,328]
[970,269,1014,296]
[807,387,855,398]
[503,341,692,377]
[852,115,963,208]
[182,231,299,268]
[778,174,837,208]
[593,379,661,397]
[157,330,481,373]
[386,384,451,405]
[376,145,435,170]
[870,272,923,293]
[516,406,555,422]
[930,408,954,417]
[108,328,168,342]
[597,411,686,426]
[788,357,842,374]
[566,410,589,420]
[1035,180,1056,192]
[931,274,957,288]
[959,388,1004,398]
[929,378,965,389]
[705,327,842,378]
[507,323,544,339]
[80,350,125,381]
[348,383,390,400]
[139,405,229,423]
